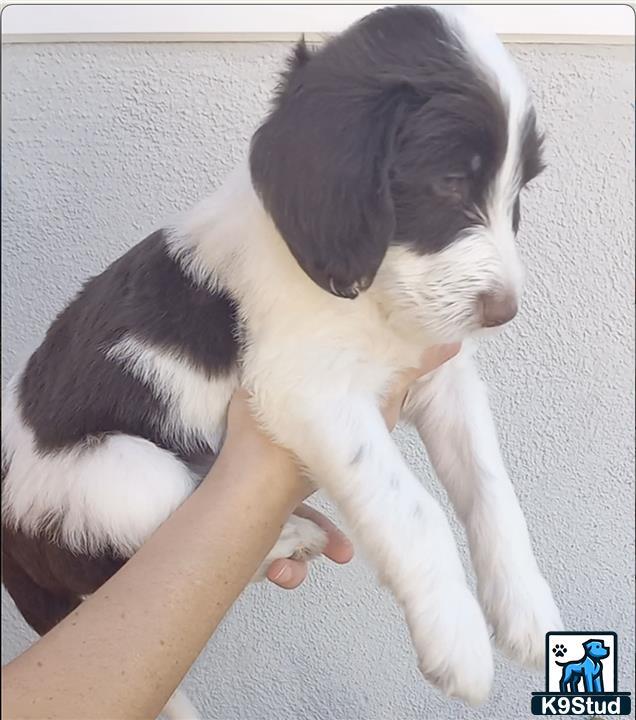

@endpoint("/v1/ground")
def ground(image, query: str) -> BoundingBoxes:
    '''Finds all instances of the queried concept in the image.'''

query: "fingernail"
[271,564,292,583]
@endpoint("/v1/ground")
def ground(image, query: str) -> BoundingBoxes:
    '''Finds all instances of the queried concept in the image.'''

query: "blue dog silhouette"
[557,639,609,693]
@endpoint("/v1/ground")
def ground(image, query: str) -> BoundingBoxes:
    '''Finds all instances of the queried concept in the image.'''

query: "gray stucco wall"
[1,40,634,720]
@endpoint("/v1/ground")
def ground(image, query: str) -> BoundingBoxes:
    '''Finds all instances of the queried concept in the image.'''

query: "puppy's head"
[583,640,610,660]
[250,6,544,341]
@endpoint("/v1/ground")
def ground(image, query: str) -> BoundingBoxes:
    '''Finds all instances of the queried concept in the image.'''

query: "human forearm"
[2,441,303,720]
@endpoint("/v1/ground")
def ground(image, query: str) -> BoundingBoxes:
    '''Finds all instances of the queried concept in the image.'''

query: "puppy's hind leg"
[2,428,200,559]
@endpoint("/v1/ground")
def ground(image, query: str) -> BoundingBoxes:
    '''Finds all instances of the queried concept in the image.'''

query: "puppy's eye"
[434,175,468,201]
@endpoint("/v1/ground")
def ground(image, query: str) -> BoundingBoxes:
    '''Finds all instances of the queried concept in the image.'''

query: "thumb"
[395,343,461,396]
[381,343,461,430]
[418,342,462,376]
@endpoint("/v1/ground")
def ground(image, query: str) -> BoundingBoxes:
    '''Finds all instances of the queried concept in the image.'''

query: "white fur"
[403,344,562,669]
[436,5,528,109]
[2,7,560,705]
[167,163,495,704]
[4,178,549,705]
[374,238,520,344]
[2,351,326,569]
[436,5,529,303]
[2,375,197,556]
[165,155,559,701]
[106,334,238,455]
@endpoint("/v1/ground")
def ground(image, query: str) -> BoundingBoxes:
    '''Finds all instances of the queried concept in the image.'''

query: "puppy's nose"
[478,291,518,327]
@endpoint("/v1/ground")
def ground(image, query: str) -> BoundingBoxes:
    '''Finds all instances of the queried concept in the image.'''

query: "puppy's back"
[12,229,240,457]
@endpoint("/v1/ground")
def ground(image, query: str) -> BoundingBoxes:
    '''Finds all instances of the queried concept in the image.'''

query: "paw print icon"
[552,643,567,658]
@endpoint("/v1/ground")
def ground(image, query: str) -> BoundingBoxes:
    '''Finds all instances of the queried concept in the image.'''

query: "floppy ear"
[249,40,401,299]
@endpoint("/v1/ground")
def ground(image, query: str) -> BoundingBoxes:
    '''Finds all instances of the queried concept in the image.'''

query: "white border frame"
[2,3,635,44]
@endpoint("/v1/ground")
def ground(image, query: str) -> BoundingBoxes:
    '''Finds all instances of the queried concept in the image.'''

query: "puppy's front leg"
[403,346,562,670]
[255,387,493,705]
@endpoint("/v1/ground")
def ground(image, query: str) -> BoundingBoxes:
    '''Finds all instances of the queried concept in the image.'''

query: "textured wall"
[1,41,634,719]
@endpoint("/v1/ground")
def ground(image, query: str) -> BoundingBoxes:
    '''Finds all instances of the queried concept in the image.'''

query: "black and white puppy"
[2,5,562,708]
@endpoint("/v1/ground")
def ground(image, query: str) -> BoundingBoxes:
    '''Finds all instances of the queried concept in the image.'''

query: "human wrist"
[206,434,308,511]
[207,389,313,512]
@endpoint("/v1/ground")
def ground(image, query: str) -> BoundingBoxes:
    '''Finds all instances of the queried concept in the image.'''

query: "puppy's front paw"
[409,584,494,706]
[252,515,328,581]
[482,572,562,670]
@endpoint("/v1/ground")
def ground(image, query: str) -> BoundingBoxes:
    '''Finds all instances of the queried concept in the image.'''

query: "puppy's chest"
[242,301,420,396]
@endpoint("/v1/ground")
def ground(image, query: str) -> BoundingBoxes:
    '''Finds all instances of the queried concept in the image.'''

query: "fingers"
[381,342,462,430]
[266,558,308,589]
[294,504,354,564]
[418,342,462,375]
[395,343,462,393]
[266,505,354,589]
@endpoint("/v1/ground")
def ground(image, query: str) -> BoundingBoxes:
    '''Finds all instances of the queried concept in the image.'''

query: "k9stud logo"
[531,632,631,715]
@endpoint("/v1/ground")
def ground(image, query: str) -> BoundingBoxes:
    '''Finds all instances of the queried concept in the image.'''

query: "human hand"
[266,503,354,589]
[380,343,461,430]
[265,342,462,589]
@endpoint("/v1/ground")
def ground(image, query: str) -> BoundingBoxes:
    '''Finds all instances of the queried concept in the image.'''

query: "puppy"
[2,5,562,708]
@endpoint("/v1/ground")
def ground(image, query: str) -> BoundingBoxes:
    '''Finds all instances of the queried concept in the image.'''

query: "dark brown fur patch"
[2,525,126,635]
[18,229,239,456]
